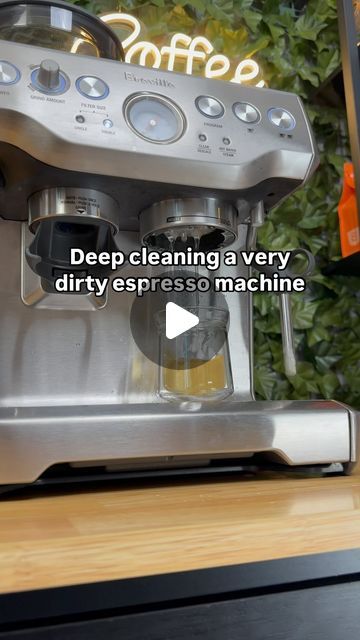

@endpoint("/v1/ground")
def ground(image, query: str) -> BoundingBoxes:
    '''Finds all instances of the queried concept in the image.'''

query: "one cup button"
[233,102,260,124]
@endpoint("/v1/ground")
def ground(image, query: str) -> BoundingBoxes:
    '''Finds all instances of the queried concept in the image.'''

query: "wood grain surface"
[1,472,360,594]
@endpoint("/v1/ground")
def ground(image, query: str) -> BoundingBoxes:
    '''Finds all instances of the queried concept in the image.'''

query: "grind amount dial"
[31,58,69,94]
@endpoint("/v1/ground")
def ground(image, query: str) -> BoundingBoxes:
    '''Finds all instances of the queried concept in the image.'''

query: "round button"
[268,107,296,130]
[198,133,207,142]
[222,137,231,145]
[103,118,113,128]
[124,94,185,144]
[76,76,109,100]
[233,102,260,124]
[130,270,229,369]
[196,95,224,119]
[0,61,20,85]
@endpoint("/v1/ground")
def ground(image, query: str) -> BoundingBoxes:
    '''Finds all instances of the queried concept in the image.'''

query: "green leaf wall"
[72,0,360,407]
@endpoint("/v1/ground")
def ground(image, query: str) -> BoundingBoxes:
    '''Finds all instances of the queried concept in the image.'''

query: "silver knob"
[233,102,260,124]
[268,107,296,131]
[0,60,20,85]
[195,95,224,118]
[37,59,60,90]
[76,76,109,100]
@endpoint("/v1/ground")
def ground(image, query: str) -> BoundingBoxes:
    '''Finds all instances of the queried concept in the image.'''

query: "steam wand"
[245,203,315,378]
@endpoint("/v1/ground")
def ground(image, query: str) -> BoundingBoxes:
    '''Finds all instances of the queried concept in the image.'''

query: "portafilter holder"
[26,187,120,293]
[140,198,238,252]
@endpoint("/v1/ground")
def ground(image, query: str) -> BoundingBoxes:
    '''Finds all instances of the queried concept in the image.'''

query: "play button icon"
[129,269,229,369]
[165,302,199,339]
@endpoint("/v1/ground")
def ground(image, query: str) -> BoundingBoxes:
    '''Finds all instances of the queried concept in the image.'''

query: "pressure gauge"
[124,93,185,144]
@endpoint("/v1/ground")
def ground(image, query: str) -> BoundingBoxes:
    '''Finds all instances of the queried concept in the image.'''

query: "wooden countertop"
[1,472,360,594]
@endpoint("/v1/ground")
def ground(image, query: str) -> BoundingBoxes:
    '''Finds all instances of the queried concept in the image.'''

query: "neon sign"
[100,13,265,87]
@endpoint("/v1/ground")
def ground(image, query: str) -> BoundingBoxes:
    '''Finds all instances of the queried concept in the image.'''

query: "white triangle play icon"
[166,302,199,340]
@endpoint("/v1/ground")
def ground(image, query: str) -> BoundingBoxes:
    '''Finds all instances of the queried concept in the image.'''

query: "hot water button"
[0,61,20,85]
[76,76,109,100]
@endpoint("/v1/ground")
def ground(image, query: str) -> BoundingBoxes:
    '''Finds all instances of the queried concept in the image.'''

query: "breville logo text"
[124,71,175,88]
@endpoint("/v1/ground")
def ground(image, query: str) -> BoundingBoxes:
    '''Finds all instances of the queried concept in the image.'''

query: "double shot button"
[268,107,296,131]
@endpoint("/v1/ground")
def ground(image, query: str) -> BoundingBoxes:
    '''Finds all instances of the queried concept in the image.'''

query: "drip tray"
[0,400,354,487]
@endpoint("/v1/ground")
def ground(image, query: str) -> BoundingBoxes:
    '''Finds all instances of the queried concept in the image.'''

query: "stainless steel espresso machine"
[0,0,358,490]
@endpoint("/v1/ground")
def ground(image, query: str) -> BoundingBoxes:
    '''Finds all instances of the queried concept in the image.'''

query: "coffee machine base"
[0,400,358,490]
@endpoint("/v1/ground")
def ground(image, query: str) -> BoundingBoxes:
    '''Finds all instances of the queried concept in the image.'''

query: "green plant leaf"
[318,372,339,398]
[242,8,262,32]
[295,14,327,41]
[307,324,331,347]
[291,299,321,330]
[254,367,278,400]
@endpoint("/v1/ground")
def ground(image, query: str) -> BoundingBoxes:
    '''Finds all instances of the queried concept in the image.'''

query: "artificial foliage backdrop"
[72,0,360,407]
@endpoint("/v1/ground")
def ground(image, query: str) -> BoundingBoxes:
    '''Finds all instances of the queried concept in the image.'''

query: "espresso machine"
[0,0,358,490]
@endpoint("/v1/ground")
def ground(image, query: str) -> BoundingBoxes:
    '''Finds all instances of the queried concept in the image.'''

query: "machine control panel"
[0,39,318,196]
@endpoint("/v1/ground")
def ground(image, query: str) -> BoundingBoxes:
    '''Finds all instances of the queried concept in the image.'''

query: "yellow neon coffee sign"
[100,12,265,87]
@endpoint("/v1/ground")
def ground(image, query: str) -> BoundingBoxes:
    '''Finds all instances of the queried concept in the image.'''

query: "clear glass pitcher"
[156,306,233,403]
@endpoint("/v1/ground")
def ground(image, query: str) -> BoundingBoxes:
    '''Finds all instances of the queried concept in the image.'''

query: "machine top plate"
[0,39,318,198]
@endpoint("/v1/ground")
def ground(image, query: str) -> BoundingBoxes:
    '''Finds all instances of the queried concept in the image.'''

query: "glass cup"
[156,306,233,403]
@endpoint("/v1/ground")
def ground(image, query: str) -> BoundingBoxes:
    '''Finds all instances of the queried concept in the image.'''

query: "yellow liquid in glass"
[163,353,226,398]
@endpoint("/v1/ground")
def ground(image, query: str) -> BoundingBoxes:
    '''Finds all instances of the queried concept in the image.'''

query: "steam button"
[196,96,224,119]
[76,76,109,100]
[0,60,20,85]
[233,102,260,124]
[268,107,296,130]
[38,59,60,90]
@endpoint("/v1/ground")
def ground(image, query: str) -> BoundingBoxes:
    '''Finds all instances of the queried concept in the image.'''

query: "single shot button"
[233,102,260,124]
